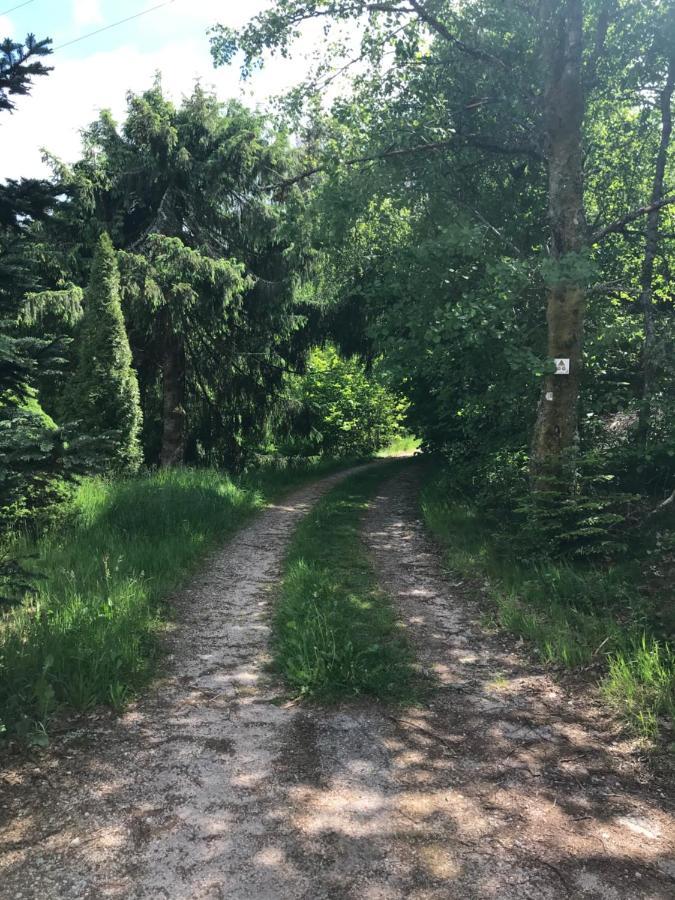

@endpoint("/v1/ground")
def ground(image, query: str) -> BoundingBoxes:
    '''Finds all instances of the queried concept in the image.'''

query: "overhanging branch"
[266,138,460,190]
[267,131,541,191]
[591,194,675,243]
[407,0,508,69]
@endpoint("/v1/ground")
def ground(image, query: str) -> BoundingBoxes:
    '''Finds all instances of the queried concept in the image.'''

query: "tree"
[529,0,587,489]
[637,17,675,447]
[0,32,56,411]
[64,234,143,473]
[215,0,674,492]
[120,235,247,467]
[62,83,317,468]
[0,30,76,558]
[0,33,52,112]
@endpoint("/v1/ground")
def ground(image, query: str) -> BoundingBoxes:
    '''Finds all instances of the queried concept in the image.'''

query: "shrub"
[64,233,142,473]
[283,346,407,457]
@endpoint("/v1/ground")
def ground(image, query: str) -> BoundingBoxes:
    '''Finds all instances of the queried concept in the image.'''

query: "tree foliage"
[58,83,318,469]
[2,2,674,561]
[212,0,675,550]
[0,33,52,113]
[64,234,142,473]
[0,33,84,558]
[283,345,406,457]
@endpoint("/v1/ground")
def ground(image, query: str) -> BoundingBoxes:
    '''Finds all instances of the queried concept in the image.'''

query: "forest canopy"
[1,0,674,547]
[211,0,675,514]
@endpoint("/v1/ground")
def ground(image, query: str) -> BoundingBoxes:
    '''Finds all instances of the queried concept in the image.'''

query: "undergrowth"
[421,471,675,741]
[0,457,360,743]
[274,462,417,702]
[376,433,421,457]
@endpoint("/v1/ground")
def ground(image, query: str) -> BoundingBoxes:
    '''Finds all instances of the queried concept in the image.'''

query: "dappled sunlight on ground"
[1,464,673,899]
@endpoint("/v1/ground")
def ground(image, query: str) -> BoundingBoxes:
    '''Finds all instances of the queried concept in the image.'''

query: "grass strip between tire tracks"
[274,461,418,702]
[0,457,365,743]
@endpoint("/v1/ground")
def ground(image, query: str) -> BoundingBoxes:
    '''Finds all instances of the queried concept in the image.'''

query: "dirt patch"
[1,463,673,899]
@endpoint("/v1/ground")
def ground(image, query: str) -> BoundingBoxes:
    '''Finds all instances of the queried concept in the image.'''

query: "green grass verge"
[376,433,421,457]
[0,457,361,742]
[274,463,417,702]
[421,473,675,742]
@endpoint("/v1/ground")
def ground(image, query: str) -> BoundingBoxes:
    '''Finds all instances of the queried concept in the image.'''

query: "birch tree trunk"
[531,0,587,491]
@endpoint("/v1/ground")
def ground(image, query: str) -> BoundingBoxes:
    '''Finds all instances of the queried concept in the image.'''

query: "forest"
[1,1,675,894]
[0,2,674,884]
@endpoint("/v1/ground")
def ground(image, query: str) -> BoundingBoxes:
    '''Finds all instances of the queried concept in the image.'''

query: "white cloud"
[72,0,104,28]
[0,34,314,180]
[167,0,268,27]
[0,0,359,182]
[0,15,15,40]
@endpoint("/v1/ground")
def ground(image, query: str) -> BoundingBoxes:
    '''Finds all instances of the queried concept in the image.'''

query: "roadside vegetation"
[0,458,371,743]
[278,346,409,458]
[422,468,675,741]
[3,2,675,754]
[274,462,417,702]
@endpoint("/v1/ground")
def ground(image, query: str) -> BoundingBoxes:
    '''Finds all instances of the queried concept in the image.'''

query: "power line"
[0,0,35,16]
[54,0,176,51]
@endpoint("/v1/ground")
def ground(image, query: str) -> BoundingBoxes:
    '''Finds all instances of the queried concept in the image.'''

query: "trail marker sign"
[554,358,570,375]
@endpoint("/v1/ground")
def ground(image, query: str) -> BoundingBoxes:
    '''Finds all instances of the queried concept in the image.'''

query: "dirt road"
[1,465,673,899]
[361,469,674,898]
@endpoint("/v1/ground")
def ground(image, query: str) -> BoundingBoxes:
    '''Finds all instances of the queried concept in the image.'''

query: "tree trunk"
[637,53,674,447]
[531,0,587,491]
[160,311,186,467]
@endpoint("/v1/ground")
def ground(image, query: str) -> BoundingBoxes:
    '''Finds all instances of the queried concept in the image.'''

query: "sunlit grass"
[0,458,360,741]
[376,433,421,457]
[274,463,417,701]
[603,637,675,738]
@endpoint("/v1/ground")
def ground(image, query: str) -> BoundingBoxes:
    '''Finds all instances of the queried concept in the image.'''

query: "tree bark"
[637,53,674,447]
[531,0,587,490]
[159,310,186,467]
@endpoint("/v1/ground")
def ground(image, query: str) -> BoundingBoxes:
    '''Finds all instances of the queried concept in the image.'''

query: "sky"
[0,1,327,180]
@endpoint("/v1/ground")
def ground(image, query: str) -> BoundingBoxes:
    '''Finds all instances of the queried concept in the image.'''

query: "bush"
[432,446,640,561]
[282,346,407,457]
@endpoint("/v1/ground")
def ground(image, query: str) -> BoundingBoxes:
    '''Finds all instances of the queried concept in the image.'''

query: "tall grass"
[0,459,358,741]
[421,476,675,740]
[274,463,417,701]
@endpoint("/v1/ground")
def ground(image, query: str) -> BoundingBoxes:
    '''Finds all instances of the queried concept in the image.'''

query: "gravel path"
[1,463,674,899]
[360,468,675,898]
[0,465,372,899]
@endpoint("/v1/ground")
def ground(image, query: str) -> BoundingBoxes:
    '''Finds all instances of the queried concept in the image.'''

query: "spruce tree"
[0,34,52,113]
[67,234,142,473]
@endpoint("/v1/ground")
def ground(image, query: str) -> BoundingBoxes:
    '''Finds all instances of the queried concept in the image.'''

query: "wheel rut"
[1,464,673,899]
[0,465,372,899]
[359,467,675,899]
